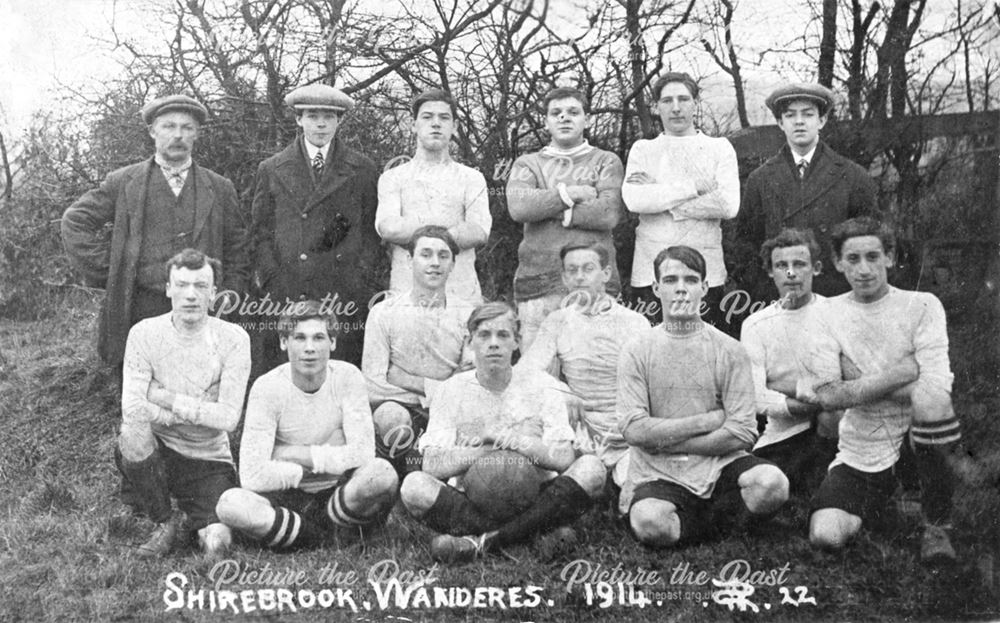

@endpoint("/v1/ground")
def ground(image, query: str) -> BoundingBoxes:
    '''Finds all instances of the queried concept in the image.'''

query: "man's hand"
[564,393,587,428]
[694,176,718,195]
[626,171,655,185]
[703,408,727,432]
[796,377,821,405]
[840,353,863,381]
[565,185,598,203]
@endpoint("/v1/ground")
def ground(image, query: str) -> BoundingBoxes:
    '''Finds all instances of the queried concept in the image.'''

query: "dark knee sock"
[417,484,492,536]
[115,447,172,523]
[911,419,961,524]
[493,476,592,547]
[324,483,389,528]
[262,507,321,549]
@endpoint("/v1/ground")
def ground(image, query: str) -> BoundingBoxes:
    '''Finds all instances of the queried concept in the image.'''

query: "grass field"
[1,291,998,622]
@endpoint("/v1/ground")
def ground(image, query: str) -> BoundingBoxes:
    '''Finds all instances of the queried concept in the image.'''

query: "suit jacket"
[736,140,878,295]
[250,136,381,362]
[61,159,249,365]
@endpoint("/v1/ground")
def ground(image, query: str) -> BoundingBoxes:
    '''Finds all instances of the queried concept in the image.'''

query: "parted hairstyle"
[277,299,340,339]
[407,225,460,257]
[165,248,222,285]
[653,245,707,282]
[411,89,457,118]
[759,228,822,270]
[829,217,896,260]
[466,301,521,341]
[542,87,590,114]
[652,72,700,101]
[560,242,610,269]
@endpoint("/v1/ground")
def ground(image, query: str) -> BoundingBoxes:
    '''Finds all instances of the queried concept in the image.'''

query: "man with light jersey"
[117,248,250,558]
[362,225,475,476]
[741,228,838,494]
[215,300,397,549]
[518,242,648,492]
[618,245,789,547]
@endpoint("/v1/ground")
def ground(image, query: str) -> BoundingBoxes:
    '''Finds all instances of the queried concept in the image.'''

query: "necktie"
[797,160,808,179]
[160,164,190,196]
[312,151,325,178]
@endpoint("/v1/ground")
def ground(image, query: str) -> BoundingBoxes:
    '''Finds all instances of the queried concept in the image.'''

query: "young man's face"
[470,313,519,373]
[561,248,610,301]
[544,96,588,149]
[652,258,707,321]
[166,263,215,324]
[656,82,696,137]
[769,245,820,301]
[280,318,334,378]
[296,109,340,148]
[835,235,893,303]
[412,100,455,152]
[777,100,826,153]
[410,235,455,291]
[149,111,199,165]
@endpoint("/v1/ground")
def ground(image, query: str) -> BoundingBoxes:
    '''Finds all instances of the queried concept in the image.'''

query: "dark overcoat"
[61,159,249,364]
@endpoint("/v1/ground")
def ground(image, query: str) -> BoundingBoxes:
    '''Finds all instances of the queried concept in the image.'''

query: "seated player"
[618,246,789,547]
[215,301,398,549]
[399,302,606,563]
[117,248,250,557]
[800,217,961,562]
[518,242,648,491]
[362,226,475,475]
[741,229,839,494]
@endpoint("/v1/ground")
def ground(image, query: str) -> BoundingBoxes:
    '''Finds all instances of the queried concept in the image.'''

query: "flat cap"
[284,84,354,113]
[765,83,835,115]
[141,94,208,125]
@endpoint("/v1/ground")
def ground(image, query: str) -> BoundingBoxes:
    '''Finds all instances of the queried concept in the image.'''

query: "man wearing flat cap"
[62,94,249,367]
[737,83,877,297]
[250,83,381,374]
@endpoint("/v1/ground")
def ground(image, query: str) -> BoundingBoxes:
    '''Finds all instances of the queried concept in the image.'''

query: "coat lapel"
[799,142,843,208]
[190,163,216,242]
[123,160,153,249]
[273,137,315,209]
[307,137,357,211]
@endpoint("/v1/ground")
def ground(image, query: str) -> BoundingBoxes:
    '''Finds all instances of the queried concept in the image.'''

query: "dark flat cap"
[141,94,208,125]
[765,83,835,115]
[284,84,354,113]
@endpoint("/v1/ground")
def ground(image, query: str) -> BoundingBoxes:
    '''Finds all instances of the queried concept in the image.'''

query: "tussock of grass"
[0,297,998,621]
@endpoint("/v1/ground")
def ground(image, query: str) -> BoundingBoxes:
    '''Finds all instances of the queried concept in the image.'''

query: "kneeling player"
[216,301,398,549]
[400,302,606,563]
[801,218,961,562]
[619,246,789,547]
[741,228,839,494]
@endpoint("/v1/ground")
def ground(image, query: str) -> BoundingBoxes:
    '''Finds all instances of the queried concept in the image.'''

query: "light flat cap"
[765,83,835,115]
[141,94,208,125]
[284,84,354,113]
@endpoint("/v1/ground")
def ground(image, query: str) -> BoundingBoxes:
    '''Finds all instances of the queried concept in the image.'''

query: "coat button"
[301,213,308,219]
[336,253,342,261]
[299,253,308,261]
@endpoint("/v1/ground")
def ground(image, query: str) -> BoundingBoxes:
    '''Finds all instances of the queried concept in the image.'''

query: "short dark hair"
[653,245,706,282]
[560,242,609,269]
[165,248,222,285]
[277,299,340,339]
[411,89,457,118]
[760,228,822,270]
[407,225,460,257]
[829,217,895,260]
[467,301,520,340]
[652,72,700,101]
[542,87,590,114]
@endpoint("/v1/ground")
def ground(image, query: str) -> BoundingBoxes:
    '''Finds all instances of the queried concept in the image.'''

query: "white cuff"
[172,394,200,423]
[556,182,574,208]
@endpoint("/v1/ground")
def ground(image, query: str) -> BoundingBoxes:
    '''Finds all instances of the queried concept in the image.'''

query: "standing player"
[506,87,624,349]
[362,226,475,476]
[801,217,961,562]
[117,249,250,557]
[619,246,789,547]
[377,89,491,302]
[399,302,606,563]
[741,229,838,494]
[518,242,648,490]
[216,301,398,549]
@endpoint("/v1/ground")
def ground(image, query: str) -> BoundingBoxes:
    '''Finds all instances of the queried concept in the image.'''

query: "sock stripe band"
[264,507,302,549]
[327,484,368,527]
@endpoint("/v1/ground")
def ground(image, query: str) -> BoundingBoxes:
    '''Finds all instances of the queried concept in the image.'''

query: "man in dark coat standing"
[61,94,249,367]
[250,84,381,373]
[737,83,878,297]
